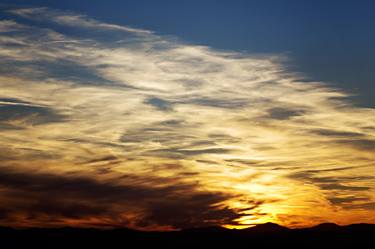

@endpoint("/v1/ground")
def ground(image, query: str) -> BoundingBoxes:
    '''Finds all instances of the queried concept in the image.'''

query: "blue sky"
[1,0,374,106]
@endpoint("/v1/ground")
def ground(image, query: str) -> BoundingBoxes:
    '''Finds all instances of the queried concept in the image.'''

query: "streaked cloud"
[0,7,374,230]
[0,97,65,129]
[7,7,152,34]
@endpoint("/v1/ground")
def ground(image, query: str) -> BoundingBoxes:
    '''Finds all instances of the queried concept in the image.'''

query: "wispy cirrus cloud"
[0,7,374,229]
[7,7,152,34]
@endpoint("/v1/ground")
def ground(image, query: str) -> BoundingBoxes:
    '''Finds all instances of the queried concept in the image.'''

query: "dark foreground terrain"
[1,222,374,249]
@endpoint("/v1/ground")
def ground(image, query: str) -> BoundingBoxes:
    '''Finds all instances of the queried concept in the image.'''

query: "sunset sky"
[0,0,375,230]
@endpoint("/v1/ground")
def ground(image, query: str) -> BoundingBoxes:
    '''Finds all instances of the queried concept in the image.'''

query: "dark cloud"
[289,171,373,183]
[319,183,370,191]
[289,171,373,210]
[120,130,195,144]
[301,166,360,174]
[180,97,248,109]
[0,100,65,128]
[84,155,119,164]
[327,196,369,205]
[27,200,110,219]
[138,196,243,229]
[225,158,263,166]
[225,158,292,168]
[310,128,364,137]
[308,128,375,151]
[189,140,217,147]
[208,133,241,143]
[144,96,249,111]
[265,107,305,120]
[0,146,60,161]
[174,78,205,88]
[63,138,131,150]
[147,147,235,158]
[326,196,375,210]
[348,202,375,210]
[0,123,23,130]
[289,171,372,191]
[141,196,266,229]
[0,168,252,229]
[336,138,375,151]
[195,159,219,165]
[157,119,185,126]
[0,98,34,105]
[176,148,234,155]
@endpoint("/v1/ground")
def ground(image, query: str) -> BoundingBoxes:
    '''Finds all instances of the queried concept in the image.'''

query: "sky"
[0,1,374,230]
[2,0,375,107]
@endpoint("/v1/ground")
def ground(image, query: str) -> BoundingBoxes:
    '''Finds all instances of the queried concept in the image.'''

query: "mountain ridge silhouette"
[1,222,374,248]
[2,221,375,232]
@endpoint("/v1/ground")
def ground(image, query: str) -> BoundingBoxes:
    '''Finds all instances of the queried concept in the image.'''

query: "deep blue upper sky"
[1,0,374,106]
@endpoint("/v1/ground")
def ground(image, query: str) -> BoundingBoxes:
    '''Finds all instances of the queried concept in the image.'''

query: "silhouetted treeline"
[1,222,374,249]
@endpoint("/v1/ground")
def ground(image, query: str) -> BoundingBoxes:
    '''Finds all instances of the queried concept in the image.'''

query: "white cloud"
[8,7,152,34]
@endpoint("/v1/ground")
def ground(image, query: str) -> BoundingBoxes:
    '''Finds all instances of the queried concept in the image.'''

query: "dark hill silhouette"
[182,225,228,233]
[346,223,375,229]
[1,223,374,249]
[308,222,341,231]
[242,222,289,233]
